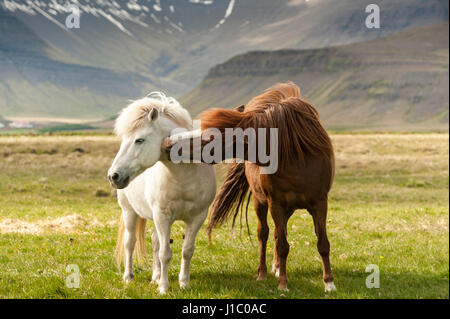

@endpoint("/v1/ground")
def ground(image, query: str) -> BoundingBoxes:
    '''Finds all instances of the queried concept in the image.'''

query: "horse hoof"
[158,286,168,294]
[179,281,189,289]
[278,285,289,292]
[256,274,267,281]
[123,273,134,284]
[324,281,336,292]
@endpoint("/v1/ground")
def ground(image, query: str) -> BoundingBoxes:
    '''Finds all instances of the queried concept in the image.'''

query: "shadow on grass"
[183,267,449,298]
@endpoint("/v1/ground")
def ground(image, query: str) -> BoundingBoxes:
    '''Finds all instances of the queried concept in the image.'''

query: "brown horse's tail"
[206,162,250,240]
[200,106,252,239]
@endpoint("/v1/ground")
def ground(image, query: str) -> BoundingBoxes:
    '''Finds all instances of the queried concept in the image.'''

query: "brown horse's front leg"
[270,203,290,291]
[254,200,269,280]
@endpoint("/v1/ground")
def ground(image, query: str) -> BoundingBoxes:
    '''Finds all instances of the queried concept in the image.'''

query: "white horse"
[108,92,216,294]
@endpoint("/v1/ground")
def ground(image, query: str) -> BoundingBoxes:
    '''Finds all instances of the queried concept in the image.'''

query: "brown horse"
[199,82,336,292]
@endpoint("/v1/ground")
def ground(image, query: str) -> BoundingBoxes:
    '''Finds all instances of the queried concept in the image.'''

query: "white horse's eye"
[135,138,145,144]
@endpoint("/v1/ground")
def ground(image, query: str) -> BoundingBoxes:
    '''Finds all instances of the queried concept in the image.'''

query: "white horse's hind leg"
[179,210,207,289]
[272,260,280,278]
[122,209,138,283]
[151,230,161,284]
[154,212,173,294]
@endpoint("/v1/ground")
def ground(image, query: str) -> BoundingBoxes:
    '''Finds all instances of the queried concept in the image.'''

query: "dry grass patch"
[0,213,115,235]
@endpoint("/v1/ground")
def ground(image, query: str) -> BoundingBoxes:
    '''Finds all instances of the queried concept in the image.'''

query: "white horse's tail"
[115,215,148,270]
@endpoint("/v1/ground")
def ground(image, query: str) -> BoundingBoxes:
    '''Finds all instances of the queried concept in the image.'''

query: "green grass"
[0,134,448,299]
[38,124,95,133]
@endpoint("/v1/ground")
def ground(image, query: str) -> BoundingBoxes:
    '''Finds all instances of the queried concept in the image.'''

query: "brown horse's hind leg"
[255,199,269,281]
[269,202,290,291]
[308,200,336,292]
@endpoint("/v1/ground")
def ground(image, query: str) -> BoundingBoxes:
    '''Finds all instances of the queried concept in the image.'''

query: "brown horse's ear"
[235,105,245,113]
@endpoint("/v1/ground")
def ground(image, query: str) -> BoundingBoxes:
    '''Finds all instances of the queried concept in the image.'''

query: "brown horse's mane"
[201,82,335,237]
[200,82,334,171]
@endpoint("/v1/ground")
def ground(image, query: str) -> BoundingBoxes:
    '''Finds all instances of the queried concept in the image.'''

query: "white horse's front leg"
[179,210,207,289]
[154,212,172,294]
[122,209,138,283]
[151,230,161,284]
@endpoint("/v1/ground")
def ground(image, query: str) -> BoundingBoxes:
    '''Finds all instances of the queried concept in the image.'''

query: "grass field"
[0,134,448,299]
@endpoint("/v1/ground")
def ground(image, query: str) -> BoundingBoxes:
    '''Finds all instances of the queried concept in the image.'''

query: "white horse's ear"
[148,107,159,122]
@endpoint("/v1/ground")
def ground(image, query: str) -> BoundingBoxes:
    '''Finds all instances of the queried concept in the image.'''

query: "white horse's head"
[108,92,192,189]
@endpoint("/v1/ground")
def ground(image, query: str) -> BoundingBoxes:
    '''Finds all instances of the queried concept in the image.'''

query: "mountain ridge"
[0,6,152,118]
[3,0,449,93]
[181,22,449,131]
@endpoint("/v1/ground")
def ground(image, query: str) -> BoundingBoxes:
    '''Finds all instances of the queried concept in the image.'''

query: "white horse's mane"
[114,92,193,137]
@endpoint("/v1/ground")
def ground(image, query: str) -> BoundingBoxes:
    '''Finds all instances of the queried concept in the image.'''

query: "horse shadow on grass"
[180,267,449,298]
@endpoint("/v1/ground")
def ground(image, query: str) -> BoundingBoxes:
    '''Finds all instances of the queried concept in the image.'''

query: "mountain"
[181,23,449,131]
[0,0,449,119]
[0,7,149,118]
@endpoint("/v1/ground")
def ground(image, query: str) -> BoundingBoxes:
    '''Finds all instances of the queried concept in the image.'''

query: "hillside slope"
[3,0,449,96]
[0,7,149,118]
[181,23,449,131]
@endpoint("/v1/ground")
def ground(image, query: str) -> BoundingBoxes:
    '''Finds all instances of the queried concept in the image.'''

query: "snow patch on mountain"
[1,0,227,36]
[189,0,214,4]
[212,0,234,30]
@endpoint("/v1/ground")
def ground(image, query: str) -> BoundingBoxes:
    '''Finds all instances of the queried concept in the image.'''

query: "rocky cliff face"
[181,23,449,131]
